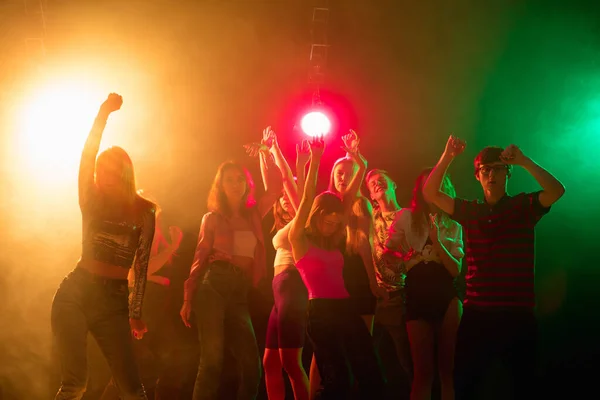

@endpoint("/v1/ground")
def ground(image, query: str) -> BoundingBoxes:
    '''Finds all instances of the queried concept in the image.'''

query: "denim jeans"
[101,282,185,400]
[51,267,146,400]
[192,261,261,400]
[308,298,386,399]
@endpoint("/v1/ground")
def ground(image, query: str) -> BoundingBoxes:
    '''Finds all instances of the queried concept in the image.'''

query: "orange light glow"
[15,78,107,188]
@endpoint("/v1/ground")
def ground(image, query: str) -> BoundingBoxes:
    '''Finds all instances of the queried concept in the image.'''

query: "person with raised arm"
[387,168,464,400]
[51,93,155,400]
[329,131,387,331]
[179,143,282,399]
[289,136,385,399]
[101,195,183,400]
[308,131,386,397]
[246,127,311,400]
[422,135,565,400]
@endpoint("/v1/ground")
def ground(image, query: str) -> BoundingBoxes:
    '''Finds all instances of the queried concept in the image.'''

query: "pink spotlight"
[301,111,331,137]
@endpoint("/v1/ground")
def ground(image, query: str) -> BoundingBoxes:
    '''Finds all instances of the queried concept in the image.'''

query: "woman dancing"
[308,131,385,397]
[289,136,385,399]
[387,169,463,400]
[51,93,155,400]
[101,195,183,400]
[246,128,311,400]
[180,146,282,399]
[329,131,385,330]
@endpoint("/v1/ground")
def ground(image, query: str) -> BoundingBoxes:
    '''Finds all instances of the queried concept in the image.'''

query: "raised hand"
[243,142,269,157]
[296,139,310,167]
[443,134,466,159]
[500,144,527,165]
[100,93,123,114]
[342,129,367,167]
[341,129,360,154]
[309,135,325,159]
[262,126,277,149]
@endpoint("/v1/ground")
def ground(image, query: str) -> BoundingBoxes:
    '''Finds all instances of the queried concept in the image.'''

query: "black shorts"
[405,261,456,323]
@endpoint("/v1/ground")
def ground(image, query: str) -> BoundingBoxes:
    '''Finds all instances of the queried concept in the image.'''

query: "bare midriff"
[274,263,295,277]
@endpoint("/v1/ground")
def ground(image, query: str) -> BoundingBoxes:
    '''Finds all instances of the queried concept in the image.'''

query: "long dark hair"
[207,161,256,217]
[410,168,455,235]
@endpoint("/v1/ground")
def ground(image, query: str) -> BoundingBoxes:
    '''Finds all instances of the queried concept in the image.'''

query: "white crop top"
[233,230,257,258]
[272,222,294,266]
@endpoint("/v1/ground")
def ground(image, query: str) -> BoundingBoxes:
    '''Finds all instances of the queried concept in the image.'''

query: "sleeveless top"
[296,246,349,300]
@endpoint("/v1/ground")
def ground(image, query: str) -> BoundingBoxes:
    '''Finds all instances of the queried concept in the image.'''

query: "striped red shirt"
[451,192,550,309]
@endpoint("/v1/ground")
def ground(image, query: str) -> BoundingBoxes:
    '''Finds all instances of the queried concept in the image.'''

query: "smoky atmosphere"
[0,1,597,399]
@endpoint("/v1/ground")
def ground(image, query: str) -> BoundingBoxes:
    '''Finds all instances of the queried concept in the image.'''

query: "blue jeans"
[51,268,146,400]
[192,261,261,400]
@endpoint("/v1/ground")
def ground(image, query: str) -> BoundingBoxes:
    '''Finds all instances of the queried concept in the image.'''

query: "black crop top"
[79,115,155,320]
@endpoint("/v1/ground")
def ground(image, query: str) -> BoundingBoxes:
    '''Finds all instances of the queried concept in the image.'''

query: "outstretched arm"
[244,129,284,218]
[341,130,368,203]
[267,129,302,211]
[296,140,310,201]
[289,137,325,261]
[423,135,466,215]
[79,93,123,209]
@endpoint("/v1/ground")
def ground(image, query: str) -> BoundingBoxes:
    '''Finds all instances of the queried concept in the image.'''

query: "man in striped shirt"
[423,136,565,400]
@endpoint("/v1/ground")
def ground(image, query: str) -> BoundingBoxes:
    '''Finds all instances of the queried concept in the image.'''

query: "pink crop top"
[295,246,349,300]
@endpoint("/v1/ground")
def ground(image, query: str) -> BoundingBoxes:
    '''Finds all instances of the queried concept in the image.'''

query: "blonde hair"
[96,146,137,204]
[328,157,371,255]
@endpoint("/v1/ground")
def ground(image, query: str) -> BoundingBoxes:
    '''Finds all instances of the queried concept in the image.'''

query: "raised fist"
[100,93,123,114]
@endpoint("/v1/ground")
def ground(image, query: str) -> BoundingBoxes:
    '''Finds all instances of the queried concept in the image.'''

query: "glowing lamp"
[300,111,331,137]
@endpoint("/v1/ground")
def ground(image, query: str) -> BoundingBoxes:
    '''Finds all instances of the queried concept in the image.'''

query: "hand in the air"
[500,144,527,166]
[100,93,123,114]
[443,134,466,159]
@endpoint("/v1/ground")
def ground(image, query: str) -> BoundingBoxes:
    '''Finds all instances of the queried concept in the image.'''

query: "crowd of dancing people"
[50,93,565,400]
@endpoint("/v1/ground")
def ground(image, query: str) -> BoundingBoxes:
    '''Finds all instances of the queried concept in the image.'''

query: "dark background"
[1,0,598,398]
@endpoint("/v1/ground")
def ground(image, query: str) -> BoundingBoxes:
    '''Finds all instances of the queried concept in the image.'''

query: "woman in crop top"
[51,93,156,400]
[249,129,311,400]
[306,131,385,397]
[288,137,385,399]
[180,144,282,400]
[102,195,183,400]
[386,168,464,400]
